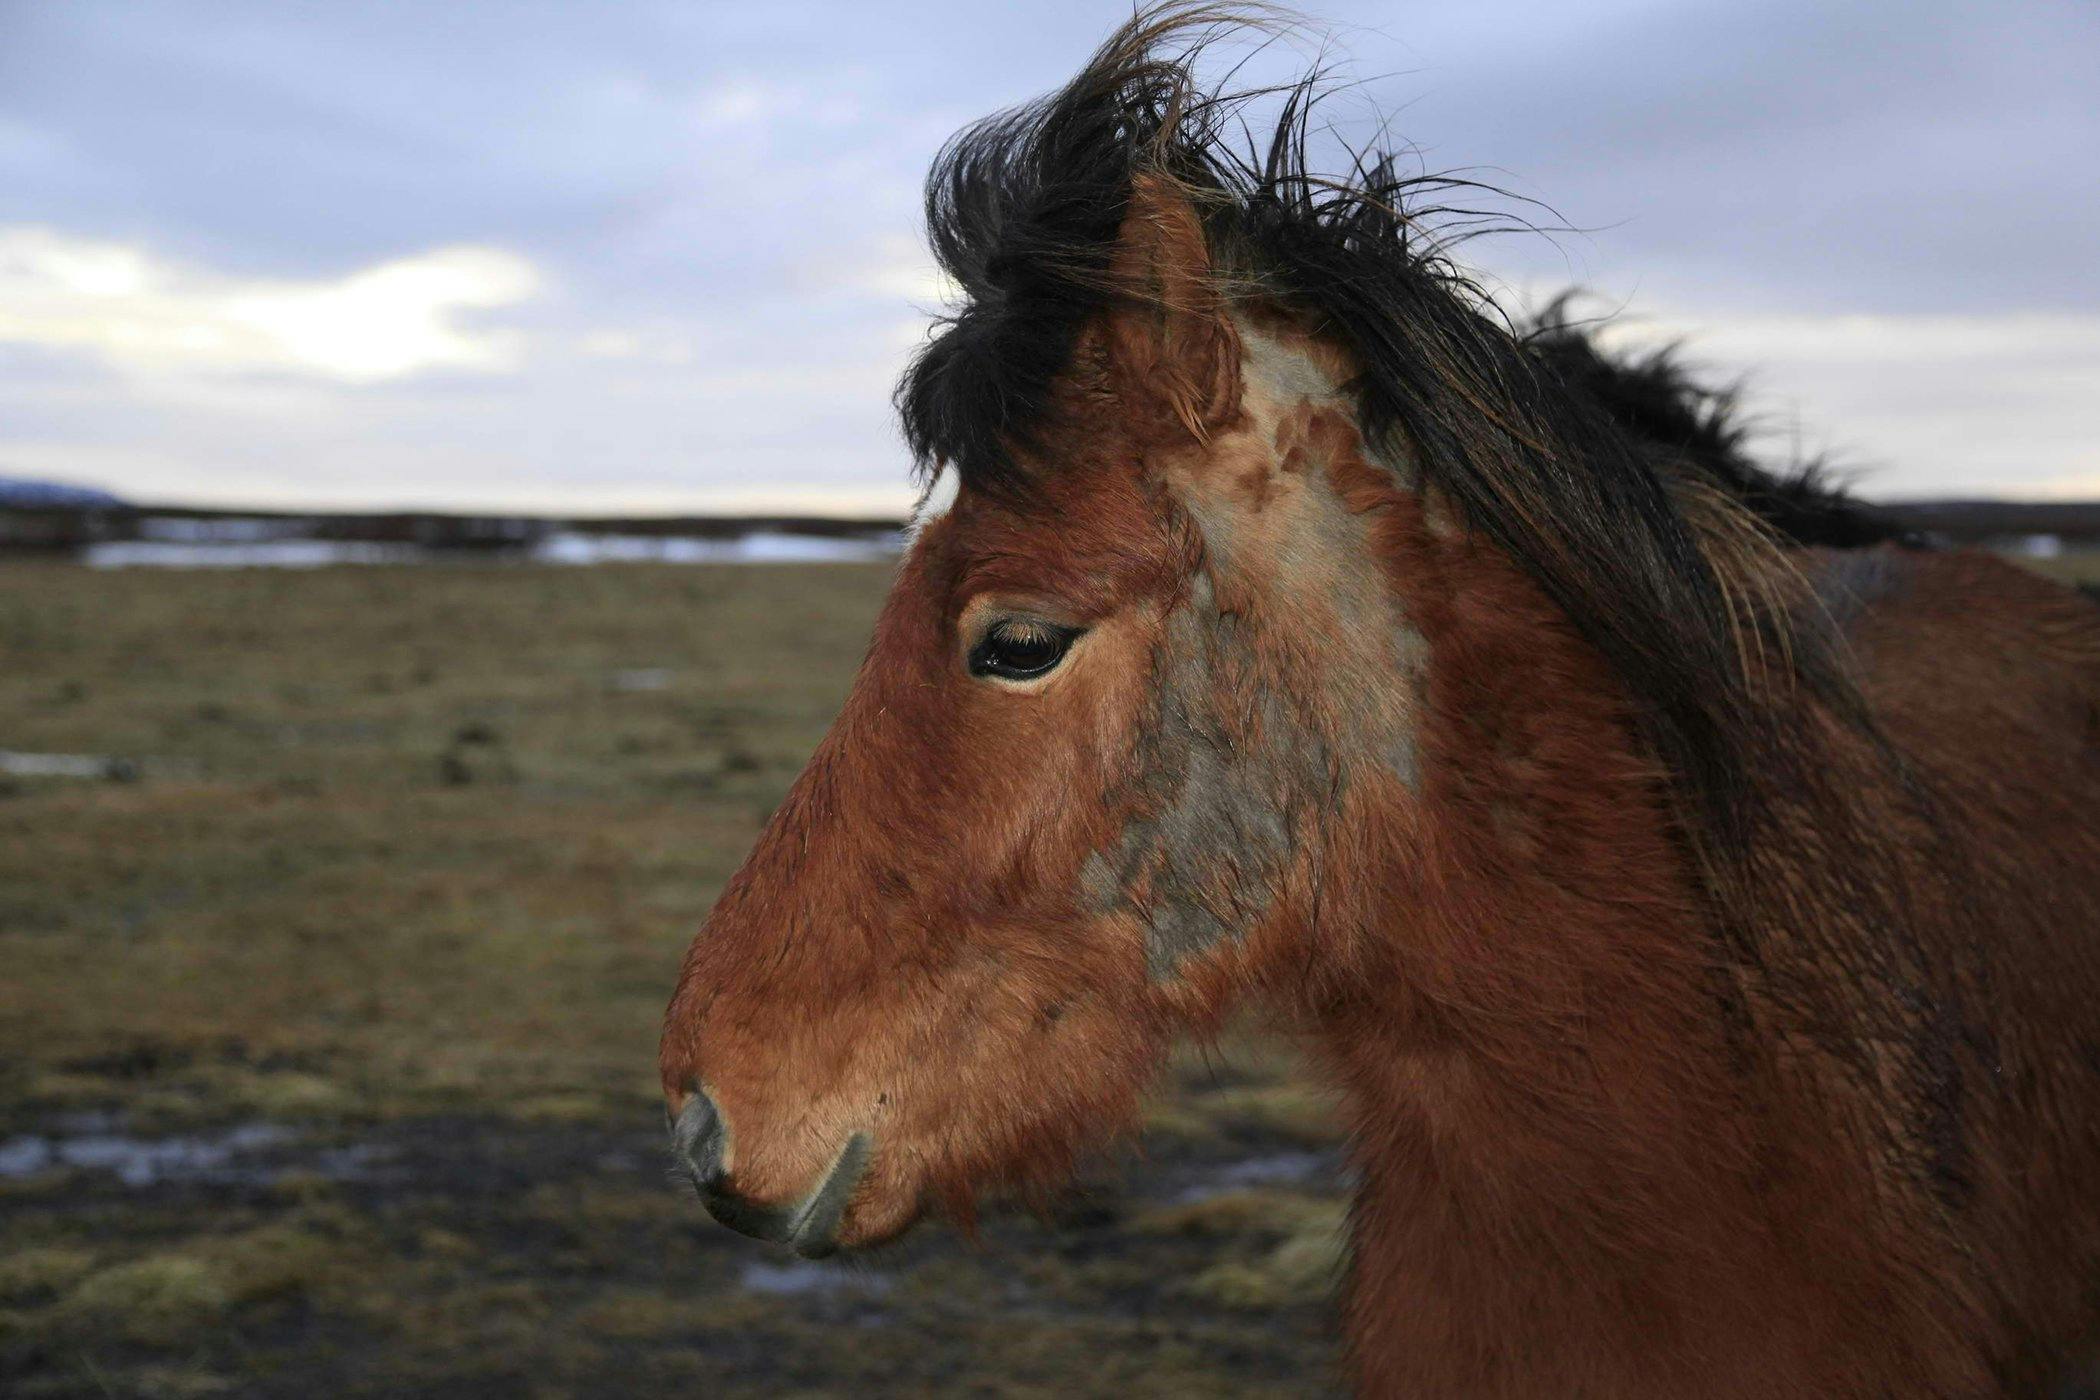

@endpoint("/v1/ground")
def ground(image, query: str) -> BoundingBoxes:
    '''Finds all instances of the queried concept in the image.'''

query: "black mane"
[896,5,1898,844]
[1521,301,1905,551]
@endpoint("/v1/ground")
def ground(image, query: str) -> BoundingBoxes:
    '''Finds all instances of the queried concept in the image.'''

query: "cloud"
[0,2,2092,511]
[815,234,958,308]
[1590,305,2100,498]
[0,227,922,515]
[1596,309,2100,370]
[0,228,540,381]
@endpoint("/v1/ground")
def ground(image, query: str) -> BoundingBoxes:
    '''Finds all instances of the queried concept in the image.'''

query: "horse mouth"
[673,1101,874,1259]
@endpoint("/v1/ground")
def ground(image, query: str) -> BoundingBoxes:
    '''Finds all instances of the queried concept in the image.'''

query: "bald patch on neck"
[1187,317,1427,773]
[1087,313,1428,979]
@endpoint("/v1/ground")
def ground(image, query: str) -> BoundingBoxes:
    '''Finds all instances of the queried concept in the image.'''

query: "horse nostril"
[670,1084,727,1190]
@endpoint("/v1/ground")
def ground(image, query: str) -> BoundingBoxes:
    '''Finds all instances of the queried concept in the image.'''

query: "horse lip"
[786,1131,873,1258]
[687,1130,874,1259]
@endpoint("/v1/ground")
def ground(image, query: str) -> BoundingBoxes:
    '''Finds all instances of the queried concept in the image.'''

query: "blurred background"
[1,3,2094,1396]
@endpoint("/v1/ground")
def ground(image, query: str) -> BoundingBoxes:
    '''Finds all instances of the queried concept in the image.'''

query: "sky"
[1,1,2094,515]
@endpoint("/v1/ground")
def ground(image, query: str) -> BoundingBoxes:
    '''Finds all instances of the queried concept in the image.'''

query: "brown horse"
[660,10,2100,1395]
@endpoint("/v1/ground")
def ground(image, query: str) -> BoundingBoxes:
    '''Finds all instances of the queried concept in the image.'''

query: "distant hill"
[0,497,905,558]
[0,476,127,509]
[1877,498,2100,544]
[0,491,2095,561]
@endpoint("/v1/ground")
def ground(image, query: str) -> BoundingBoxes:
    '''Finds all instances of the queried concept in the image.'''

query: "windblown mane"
[1521,300,1906,551]
[895,4,1901,845]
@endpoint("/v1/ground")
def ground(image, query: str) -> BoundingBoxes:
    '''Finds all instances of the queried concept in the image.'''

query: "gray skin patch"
[1234,319,1420,494]
[1090,326,1428,979]
[1094,584,1334,980]
[1234,318,1425,778]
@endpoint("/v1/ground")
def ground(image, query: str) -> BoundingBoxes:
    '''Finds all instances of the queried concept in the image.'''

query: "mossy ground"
[0,561,1351,1398]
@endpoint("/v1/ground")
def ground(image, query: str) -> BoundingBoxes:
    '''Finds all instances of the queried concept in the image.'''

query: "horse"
[660,9,2100,1394]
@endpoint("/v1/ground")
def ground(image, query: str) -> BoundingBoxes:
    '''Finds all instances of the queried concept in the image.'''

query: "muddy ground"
[1,1088,1348,1398]
[0,561,1349,1398]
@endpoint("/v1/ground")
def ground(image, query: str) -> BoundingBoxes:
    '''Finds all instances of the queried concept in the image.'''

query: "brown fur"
[662,169,2100,1397]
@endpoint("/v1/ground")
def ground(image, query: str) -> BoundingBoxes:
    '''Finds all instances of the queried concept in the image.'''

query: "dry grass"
[2021,551,2100,588]
[0,560,1346,1398]
[0,561,883,1125]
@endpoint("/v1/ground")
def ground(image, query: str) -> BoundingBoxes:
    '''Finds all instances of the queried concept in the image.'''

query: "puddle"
[739,1260,892,1298]
[1172,1150,1338,1203]
[0,1118,294,1187]
[84,540,425,569]
[0,1114,384,1189]
[307,1141,391,1181]
[608,668,673,692]
[73,529,902,569]
[0,751,137,781]
[534,530,899,566]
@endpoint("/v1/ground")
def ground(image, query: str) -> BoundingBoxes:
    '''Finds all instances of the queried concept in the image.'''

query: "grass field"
[0,562,1349,1399]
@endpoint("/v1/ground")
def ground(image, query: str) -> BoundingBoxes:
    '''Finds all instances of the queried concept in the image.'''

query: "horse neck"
[1302,510,2003,1395]
[1305,510,1808,1387]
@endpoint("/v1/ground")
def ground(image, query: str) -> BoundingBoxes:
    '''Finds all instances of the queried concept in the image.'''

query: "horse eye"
[969,619,1081,681]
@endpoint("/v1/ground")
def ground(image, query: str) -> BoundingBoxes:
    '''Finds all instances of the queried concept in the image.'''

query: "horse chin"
[831,1208,923,1250]
[830,1195,926,1252]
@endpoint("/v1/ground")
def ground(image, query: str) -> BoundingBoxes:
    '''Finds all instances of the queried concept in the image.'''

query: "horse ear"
[1103,172,1242,445]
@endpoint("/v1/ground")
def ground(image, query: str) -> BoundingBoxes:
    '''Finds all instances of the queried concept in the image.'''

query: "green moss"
[207,1223,347,1306]
[56,1255,231,1345]
[511,1091,618,1123]
[1196,1083,1344,1146]
[24,1217,365,1353]
[0,1246,97,1304]
[1142,1191,1348,1311]
[220,1069,354,1119]
[109,1367,241,1398]
[1139,1097,1225,1147]
[265,1170,341,1206]
[569,1289,711,1340]
[410,1226,480,1262]
[1184,1224,1346,1310]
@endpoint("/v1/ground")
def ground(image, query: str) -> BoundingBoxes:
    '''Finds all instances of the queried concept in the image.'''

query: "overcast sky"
[1,1,2094,513]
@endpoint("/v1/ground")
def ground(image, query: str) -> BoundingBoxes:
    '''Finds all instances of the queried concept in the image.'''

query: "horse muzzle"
[670,1086,873,1259]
